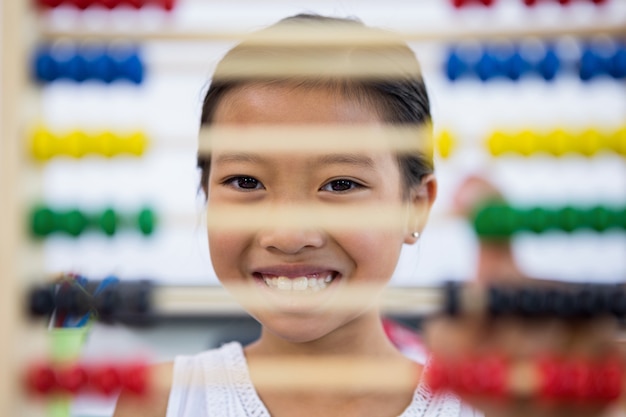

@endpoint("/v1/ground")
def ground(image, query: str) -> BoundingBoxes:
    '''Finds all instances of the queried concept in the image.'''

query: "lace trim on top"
[215,342,462,417]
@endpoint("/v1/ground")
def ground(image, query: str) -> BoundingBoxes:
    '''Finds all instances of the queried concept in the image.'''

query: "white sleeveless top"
[165,342,481,417]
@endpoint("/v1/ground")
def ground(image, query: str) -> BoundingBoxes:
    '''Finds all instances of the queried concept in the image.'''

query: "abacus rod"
[153,285,446,316]
[38,22,626,44]
[196,126,432,155]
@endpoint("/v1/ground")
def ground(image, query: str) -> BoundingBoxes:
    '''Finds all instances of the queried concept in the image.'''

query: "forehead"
[212,84,382,125]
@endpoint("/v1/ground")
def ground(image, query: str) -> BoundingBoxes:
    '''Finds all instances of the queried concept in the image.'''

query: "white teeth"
[293,277,308,290]
[277,277,291,290]
[262,274,336,292]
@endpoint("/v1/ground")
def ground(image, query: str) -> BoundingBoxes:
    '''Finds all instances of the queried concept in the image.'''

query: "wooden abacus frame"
[1,2,30,416]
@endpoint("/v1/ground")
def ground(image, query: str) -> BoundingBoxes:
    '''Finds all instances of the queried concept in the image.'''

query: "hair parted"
[198,13,434,198]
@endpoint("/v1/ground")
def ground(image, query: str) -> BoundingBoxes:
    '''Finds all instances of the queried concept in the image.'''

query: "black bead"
[443,281,461,316]
[29,287,55,316]
[545,289,576,318]
[488,286,513,317]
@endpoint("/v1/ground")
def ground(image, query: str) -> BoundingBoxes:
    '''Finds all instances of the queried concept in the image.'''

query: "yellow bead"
[545,128,570,157]
[125,132,148,157]
[63,130,89,158]
[93,131,118,157]
[30,127,58,161]
[486,130,512,157]
[608,126,626,156]
[577,128,603,157]
[516,129,538,156]
[436,130,456,159]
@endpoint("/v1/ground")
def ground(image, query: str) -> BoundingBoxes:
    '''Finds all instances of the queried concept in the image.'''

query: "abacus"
[2,1,626,416]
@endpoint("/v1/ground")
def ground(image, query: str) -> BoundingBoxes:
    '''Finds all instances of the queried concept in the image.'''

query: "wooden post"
[0,1,40,416]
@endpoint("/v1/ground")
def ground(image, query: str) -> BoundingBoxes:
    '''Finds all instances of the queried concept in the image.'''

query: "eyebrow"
[316,154,376,169]
[213,152,263,165]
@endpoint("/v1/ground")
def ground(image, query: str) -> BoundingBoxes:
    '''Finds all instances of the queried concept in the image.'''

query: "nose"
[257,227,325,255]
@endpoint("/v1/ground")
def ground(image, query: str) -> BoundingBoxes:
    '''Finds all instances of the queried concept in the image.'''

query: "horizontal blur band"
[198,126,433,155]
[205,204,411,231]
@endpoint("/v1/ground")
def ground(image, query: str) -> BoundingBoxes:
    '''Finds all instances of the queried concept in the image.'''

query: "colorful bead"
[37,0,176,10]
[444,39,625,82]
[26,364,57,394]
[436,130,456,159]
[30,206,157,238]
[33,44,145,84]
[28,127,149,160]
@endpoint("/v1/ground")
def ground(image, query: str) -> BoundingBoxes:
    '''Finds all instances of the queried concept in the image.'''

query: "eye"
[320,179,363,193]
[224,176,264,191]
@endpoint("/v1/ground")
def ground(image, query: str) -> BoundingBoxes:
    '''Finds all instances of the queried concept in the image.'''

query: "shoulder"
[113,361,174,417]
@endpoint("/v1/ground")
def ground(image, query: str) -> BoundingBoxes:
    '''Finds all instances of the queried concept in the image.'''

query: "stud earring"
[412,231,420,239]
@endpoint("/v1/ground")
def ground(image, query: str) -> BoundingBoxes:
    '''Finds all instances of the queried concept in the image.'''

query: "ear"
[404,174,437,245]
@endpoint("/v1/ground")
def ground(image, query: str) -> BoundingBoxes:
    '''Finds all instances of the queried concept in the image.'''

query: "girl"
[114,14,618,417]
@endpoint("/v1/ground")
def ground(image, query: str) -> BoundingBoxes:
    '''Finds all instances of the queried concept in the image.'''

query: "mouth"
[253,271,339,293]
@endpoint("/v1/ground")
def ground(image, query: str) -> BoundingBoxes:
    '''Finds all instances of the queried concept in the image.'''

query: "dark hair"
[198,14,433,198]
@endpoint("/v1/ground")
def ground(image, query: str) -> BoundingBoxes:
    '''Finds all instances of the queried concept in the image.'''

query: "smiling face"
[206,84,427,344]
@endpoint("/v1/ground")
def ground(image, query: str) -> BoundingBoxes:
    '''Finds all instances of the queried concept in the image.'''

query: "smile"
[255,272,338,292]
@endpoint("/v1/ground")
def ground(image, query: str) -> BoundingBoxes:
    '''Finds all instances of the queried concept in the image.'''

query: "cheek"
[208,230,250,278]
[336,230,404,282]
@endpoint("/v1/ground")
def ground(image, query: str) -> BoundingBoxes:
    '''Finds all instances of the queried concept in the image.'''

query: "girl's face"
[207,84,432,344]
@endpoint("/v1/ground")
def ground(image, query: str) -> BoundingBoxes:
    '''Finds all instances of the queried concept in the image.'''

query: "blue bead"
[537,47,560,81]
[504,50,528,81]
[64,53,89,82]
[579,47,604,81]
[444,47,469,82]
[609,45,626,79]
[89,50,116,83]
[475,49,499,82]
[111,47,145,84]
[33,46,58,83]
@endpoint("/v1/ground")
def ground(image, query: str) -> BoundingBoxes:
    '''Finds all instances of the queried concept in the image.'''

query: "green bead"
[137,208,156,236]
[557,206,583,233]
[612,207,626,230]
[473,203,520,238]
[31,206,57,237]
[522,207,556,234]
[587,206,612,232]
[99,208,118,236]
[61,209,88,237]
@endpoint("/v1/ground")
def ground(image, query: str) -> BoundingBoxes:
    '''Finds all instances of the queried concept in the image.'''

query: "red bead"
[455,356,506,396]
[69,0,93,9]
[120,363,149,395]
[539,357,566,400]
[160,0,175,10]
[98,0,121,8]
[90,365,121,395]
[57,365,88,394]
[26,364,57,394]
[425,357,450,392]
[590,358,623,401]
[451,0,467,7]
[122,0,144,8]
